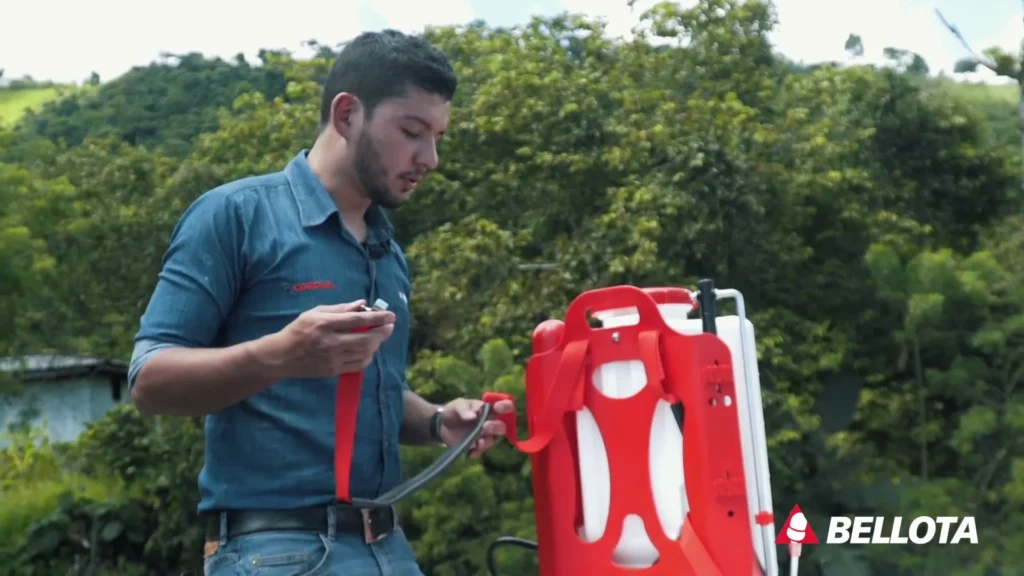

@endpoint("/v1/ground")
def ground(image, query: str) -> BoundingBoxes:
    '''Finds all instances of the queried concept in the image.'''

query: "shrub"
[0,405,206,575]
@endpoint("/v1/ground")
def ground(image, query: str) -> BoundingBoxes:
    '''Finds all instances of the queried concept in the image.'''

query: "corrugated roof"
[0,354,128,381]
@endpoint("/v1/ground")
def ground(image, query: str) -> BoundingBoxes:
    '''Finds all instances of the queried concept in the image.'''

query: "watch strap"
[429,407,445,444]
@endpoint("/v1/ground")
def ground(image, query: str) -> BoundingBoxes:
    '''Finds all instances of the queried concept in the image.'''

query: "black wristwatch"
[429,407,445,445]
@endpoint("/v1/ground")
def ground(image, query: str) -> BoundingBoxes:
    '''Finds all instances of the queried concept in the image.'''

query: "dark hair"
[320,29,458,127]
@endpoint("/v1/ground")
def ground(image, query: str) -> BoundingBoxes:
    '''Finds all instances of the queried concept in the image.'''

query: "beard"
[353,132,403,210]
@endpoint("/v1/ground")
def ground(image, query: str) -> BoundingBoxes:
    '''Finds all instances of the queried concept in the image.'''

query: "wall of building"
[0,375,126,446]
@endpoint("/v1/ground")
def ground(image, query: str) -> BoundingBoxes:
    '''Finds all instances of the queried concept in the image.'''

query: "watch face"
[432,408,445,442]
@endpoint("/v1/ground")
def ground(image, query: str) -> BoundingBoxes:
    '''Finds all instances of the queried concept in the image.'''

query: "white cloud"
[555,0,1019,85]
[773,0,942,65]
[966,10,1024,83]
[1,0,475,84]
[772,0,1019,84]
[989,10,1024,51]
[362,0,475,34]
[558,0,648,38]
[2,0,1018,86]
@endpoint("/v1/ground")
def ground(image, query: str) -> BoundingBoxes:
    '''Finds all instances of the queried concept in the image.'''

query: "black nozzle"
[697,278,716,335]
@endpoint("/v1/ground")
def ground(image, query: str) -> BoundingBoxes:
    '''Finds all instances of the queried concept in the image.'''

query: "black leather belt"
[203,504,397,544]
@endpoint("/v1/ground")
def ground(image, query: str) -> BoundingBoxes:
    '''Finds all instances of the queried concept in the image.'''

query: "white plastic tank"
[577,302,691,567]
[577,294,776,575]
[671,310,776,576]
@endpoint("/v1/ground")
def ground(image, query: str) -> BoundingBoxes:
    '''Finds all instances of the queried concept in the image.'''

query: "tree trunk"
[914,335,928,481]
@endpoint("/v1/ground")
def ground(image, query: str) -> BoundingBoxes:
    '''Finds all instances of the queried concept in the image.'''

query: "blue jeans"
[203,527,425,576]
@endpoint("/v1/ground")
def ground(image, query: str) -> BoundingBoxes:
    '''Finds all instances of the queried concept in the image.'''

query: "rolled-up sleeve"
[129,190,245,388]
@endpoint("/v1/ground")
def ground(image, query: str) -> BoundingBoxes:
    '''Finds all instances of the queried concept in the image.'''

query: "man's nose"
[416,140,439,170]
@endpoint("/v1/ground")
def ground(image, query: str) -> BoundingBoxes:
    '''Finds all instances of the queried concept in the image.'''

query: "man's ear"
[330,93,360,140]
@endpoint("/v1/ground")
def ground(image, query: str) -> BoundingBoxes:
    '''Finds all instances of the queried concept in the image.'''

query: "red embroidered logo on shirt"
[291,281,336,292]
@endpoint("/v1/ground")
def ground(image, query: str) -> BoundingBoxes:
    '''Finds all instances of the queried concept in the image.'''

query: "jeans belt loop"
[327,505,337,541]
[218,512,228,546]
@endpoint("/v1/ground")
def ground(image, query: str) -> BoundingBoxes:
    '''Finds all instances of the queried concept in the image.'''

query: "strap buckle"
[360,507,393,544]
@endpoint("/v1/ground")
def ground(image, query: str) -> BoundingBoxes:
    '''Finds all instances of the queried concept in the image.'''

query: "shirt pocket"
[233,251,368,341]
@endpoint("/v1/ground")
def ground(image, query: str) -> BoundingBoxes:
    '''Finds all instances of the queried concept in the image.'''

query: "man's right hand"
[253,300,396,379]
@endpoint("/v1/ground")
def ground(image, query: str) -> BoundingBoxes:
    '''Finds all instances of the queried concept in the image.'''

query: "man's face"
[351,87,450,209]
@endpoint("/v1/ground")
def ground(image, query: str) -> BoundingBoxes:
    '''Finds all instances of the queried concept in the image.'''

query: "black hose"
[486,536,539,576]
[350,403,493,508]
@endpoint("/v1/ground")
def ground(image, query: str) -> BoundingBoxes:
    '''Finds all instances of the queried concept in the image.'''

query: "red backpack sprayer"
[333,279,793,576]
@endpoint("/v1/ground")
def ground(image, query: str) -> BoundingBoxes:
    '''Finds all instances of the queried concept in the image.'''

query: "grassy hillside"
[7,54,290,158]
[931,78,1019,149]
[0,87,64,127]
[2,60,1017,152]
[945,78,1018,103]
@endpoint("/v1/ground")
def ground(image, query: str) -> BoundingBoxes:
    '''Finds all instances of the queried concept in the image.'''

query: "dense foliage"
[10,52,292,158]
[1,1,1022,574]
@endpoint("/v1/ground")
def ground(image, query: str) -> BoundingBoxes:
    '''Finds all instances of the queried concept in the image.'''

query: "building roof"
[0,354,128,382]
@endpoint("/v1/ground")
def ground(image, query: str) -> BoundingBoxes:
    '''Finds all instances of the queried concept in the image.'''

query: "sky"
[1,0,1020,85]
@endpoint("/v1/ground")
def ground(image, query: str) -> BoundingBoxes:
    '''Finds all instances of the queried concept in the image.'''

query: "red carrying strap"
[638,329,668,398]
[335,371,362,503]
[483,330,668,455]
[679,518,725,576]
[483,338,589,455]
[335,326,372,503]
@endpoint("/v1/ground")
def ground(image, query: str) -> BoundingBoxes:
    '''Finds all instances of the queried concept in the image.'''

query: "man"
[129,29,514,576]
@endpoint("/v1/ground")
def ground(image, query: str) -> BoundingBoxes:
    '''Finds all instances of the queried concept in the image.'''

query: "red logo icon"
[775,504,819,544]
[291,281,336,293]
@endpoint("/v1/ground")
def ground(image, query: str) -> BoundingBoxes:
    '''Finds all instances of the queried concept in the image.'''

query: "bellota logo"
[827,516,977,544]
[776,504,819,545]
[775,504,979,545]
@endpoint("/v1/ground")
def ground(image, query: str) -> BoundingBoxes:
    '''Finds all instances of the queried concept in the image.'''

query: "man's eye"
[401,129,420,138]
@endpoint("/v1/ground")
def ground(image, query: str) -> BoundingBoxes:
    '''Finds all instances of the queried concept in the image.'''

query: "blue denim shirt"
[129,151,412,513]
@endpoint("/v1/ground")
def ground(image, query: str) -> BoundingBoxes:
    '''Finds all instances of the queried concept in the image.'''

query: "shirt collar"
[284,150,395,244]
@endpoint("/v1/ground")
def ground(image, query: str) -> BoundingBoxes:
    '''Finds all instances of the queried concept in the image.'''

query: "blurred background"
[0,0,1021,574]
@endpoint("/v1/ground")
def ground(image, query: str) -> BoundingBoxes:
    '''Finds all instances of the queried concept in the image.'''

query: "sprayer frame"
[698,284,778,576]
[485,280,779,576]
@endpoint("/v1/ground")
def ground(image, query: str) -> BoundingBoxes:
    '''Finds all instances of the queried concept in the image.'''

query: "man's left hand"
[440,397,515,458]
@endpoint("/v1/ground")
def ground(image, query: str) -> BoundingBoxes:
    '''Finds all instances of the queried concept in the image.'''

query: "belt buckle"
[360,508,390,544]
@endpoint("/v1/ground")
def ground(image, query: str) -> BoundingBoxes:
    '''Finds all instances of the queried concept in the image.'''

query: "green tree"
[845,34,864,58]
[936,8,1024,184]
